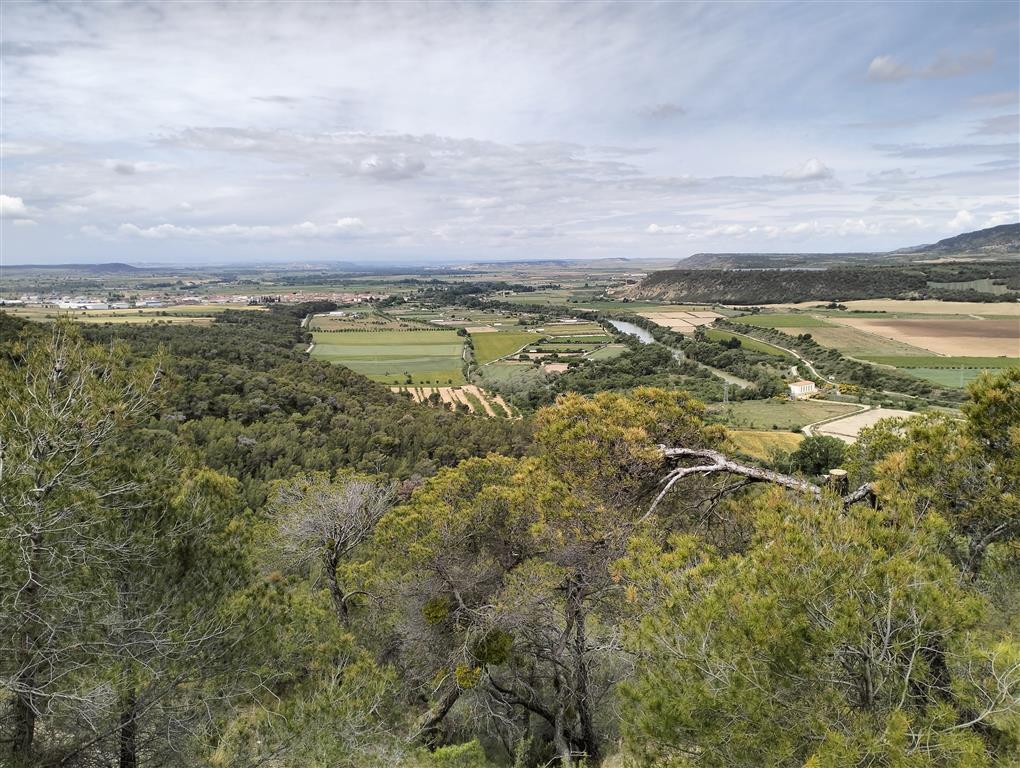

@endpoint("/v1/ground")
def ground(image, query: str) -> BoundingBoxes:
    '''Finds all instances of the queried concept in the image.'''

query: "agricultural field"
[760,299,1020,317]
[310,329,465,385]
[814,407,918,443]
[310,311,420,331]
[862,355,1019,368]
[731,313,833,328]
[636,309,722,331]
[727,430,804,460]
[395,306,526,329]
[472,331,543,364]
[1,304,262,325]
[704,329,793,359]
[831,317,1020,357]
[860,356,1019,388]
[389,384,514,418]
[782,324,931,358]
[711,399,862,431]
[900,368,992,388]
[539,321,609,337]
[474,361,547,387]
[585,343,628,360]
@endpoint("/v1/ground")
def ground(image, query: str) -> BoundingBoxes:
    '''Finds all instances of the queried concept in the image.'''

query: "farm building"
[788,380,817,399]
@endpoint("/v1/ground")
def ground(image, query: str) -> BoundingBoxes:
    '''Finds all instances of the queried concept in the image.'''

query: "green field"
[705,329,793,359]
[713,400,860,430]
[732,313,833,328]
[900,368,992,388]
[472,331,543,364]
[311,329,465,384]
[585,344,627,360]
[475,361,547,389]
[861,355,1019,368]
[864,356,1018,389]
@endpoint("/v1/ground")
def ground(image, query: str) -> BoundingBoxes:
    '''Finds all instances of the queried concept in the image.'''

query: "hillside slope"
[630,261,1020,304]
[680,224,1018,269]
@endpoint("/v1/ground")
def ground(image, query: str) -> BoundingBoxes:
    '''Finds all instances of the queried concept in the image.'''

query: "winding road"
[721,327,829,382]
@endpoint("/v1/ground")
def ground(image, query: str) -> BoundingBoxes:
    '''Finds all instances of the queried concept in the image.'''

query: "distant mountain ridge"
[680,224,1019,269]
[892,223,1020,256]
[2,262,146,274]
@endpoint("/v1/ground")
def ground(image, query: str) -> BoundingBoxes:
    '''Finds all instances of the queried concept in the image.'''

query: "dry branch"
[644,446,874,519]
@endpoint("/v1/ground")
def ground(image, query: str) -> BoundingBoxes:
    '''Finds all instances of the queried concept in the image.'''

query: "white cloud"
[986,211,1019,227]
[782,158,833,182]
[868,50,995,82]
[0,194,30,218]
[646,223,686,234]
[867,55,911,83]
[947,210,974,230]
[787,222,815,235]
[3,2,1017,262]
[104,218,366,241]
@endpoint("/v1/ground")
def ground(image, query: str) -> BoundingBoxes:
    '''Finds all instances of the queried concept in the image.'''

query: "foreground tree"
[618,371,1020,767]
[0,324,261,767]
[367,388,723,764]
[619,487,1020,766]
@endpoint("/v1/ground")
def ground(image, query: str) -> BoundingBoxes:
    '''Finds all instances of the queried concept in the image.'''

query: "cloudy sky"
[2,1,1018,265]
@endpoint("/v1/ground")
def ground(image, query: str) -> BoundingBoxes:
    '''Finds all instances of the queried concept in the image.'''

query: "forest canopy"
[1,310,1017,767]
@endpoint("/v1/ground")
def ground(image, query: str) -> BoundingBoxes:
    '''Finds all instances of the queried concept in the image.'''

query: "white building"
[789,379,817,399]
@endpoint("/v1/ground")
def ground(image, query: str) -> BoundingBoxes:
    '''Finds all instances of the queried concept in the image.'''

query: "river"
[607,319,655,343]
[607,318,752,388]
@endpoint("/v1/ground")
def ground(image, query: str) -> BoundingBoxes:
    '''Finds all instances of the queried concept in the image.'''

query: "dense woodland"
[2,307,1018,767]
[633,262,1020,304]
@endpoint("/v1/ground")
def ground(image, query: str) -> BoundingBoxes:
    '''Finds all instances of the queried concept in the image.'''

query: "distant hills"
[680,224,1019,269]
[629,224,1020,304]
[3,262,146,274]
[892,223,1020,257]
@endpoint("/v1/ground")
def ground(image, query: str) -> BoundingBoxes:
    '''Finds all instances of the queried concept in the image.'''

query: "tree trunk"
[410,681,461,745]
[571,597,599,763]
[11,671,36,764]
[119,692,138,768]
[12,526,43,764]
[552,670,572,766]
[323,549,348,626]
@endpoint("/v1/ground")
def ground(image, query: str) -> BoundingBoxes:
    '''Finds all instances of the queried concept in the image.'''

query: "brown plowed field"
[832,318,1020,357]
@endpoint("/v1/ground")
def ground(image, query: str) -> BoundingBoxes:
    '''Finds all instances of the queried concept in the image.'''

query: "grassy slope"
[705,328,794,359]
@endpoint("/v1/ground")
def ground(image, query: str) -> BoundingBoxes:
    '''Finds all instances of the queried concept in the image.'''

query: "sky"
[1,1,1018,266]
